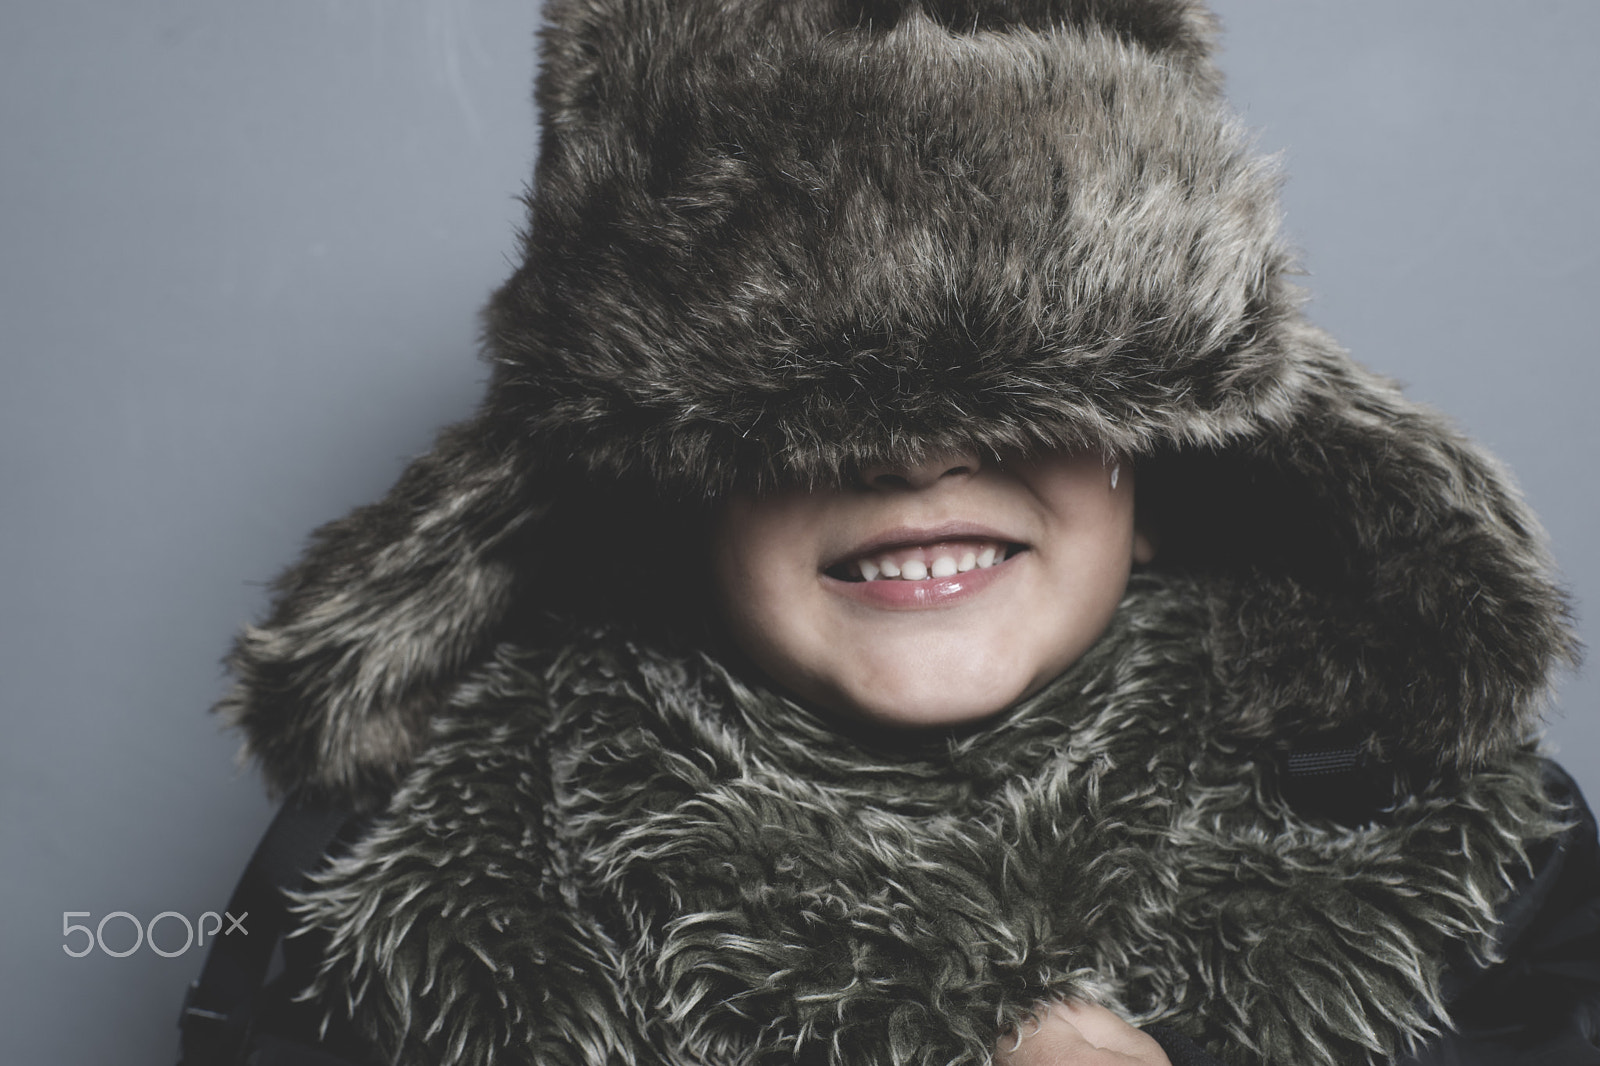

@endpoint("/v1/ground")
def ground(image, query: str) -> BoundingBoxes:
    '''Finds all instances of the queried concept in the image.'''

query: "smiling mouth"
[824,538,1028,582]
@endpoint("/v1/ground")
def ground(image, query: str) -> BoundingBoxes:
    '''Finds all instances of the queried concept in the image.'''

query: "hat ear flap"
[215,416,542,807]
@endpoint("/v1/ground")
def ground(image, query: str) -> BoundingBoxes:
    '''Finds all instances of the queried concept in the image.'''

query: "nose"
[859,448,982,491]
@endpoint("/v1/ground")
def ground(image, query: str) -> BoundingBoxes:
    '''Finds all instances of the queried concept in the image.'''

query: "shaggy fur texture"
[216,1,1580,1064]
[292,612,1560,1066]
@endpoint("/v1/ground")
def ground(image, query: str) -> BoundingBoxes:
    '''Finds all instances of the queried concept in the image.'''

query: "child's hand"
[995,1000,1172,1066]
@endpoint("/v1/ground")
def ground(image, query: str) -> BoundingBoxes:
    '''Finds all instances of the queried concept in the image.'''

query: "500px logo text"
[62,910,247,958]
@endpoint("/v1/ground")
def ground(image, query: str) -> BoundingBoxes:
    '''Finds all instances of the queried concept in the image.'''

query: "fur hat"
[219,0,1575,807]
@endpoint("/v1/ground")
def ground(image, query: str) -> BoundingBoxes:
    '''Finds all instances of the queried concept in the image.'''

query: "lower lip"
[822,553,1019,609]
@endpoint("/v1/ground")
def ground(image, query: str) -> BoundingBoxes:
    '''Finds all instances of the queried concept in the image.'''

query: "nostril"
[859,449,982,490]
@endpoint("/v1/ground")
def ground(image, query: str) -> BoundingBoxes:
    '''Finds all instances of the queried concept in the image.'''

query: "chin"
[831,674,1028,730]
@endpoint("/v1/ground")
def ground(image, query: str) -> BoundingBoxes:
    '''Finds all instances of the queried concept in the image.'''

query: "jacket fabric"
[214,2,1595,1064]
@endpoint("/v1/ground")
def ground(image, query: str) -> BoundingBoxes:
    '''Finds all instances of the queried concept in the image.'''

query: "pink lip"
[823,553,1018,609]
[820,521,1026,611]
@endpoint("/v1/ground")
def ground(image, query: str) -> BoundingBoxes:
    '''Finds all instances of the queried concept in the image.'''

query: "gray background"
[2,3,1594,1064]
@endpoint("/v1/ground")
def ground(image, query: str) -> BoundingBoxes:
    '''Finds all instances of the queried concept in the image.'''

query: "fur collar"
[293,592,1559,1066]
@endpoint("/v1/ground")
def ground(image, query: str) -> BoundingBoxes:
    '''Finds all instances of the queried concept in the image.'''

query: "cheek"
[710,500,822,668]
[711,515,769,636]
[715,550,784,645]
[1022,470,1139,676]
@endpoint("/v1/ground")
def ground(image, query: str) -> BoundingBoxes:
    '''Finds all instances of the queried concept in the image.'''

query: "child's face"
[711,450,1152,728]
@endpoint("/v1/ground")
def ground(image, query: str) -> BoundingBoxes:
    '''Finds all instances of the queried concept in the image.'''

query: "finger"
[997,1006,1099,1066]
[1049,1001,1167,1062]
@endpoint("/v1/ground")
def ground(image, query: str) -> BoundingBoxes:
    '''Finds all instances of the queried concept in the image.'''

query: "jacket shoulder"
[1402,760,1600,1064]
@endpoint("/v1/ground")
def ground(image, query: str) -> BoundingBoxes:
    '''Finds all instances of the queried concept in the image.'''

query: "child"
[202,2,1599,1065]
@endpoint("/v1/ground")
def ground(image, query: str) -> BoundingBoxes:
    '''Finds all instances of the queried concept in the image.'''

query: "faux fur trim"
[291,605,1564,1066]
[215,417,545,805]
[217,0,1575,812]
[493,1,1281,494]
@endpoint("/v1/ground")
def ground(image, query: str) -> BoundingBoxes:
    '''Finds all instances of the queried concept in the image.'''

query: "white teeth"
[843,542,1012,581]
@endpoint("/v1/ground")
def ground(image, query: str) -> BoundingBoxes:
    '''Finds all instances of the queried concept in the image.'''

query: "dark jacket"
[209,2,1594,1064]
[1153,762,1600,1065]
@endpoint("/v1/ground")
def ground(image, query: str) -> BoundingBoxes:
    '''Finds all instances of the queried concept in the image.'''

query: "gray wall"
[2,3,1594,1063]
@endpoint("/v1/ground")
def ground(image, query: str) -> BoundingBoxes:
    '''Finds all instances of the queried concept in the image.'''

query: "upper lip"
[822,521,1024,570]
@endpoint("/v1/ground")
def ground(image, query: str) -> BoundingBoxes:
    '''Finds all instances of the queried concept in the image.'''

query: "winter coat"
[213,2,1597,1065]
